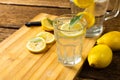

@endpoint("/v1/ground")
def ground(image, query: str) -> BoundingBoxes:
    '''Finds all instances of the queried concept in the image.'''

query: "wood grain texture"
[0,0,119,10]
[0,0,70,8]
[0,13,96,80]
[0,28,16,42]
[0,0,119,42]
[0,4,70,28]
[0,4,70,42]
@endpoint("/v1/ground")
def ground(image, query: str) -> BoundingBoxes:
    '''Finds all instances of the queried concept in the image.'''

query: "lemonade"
[86,0,109,37]
[53,14,86,66]
[70,0,109,37]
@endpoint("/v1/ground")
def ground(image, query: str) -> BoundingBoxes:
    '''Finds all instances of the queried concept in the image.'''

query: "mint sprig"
[47,18,53,25]
[70,14,83,27]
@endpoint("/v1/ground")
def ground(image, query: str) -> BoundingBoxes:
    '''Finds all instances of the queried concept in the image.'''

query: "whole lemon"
[97,31,120,51]
[88,44,113,68]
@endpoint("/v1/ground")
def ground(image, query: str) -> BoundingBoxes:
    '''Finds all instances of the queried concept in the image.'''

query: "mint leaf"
[47,18,53,25]
[70,15,83,27]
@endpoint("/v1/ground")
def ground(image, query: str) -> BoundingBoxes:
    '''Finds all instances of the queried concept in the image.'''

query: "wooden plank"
[0,13,96,80]
[0,4,70,28]
[0,0,119,10]
[0,27,17,42]
[0,0,70,8]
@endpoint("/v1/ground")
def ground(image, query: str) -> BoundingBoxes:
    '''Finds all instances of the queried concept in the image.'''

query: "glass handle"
[105,0,120,21]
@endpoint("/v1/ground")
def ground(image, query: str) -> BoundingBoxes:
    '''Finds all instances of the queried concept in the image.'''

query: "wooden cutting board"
[0,13,96,80]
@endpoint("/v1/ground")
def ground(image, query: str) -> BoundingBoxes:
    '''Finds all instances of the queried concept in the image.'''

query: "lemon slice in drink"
[77,12,95,28]
[73,0,94,8]
[36,32,55,44]
[60,22,85,38]
[41,18,54,31]
[84,3,95,14]
[26,37,46,53]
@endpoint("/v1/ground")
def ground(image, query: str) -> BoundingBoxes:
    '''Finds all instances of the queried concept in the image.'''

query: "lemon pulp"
[36,31,55,44]
[41,18,54,31]
[60,22,85,38]
[26,37,46,53]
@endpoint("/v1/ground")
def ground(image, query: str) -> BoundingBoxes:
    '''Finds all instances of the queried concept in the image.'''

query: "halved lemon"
[26,37,46,53]
[77,12,95,28]
[73,0,94,8]
[41,18,54,31]
[36,32,55,44]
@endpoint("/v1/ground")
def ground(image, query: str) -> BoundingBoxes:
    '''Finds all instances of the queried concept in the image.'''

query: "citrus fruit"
[73,0,94,8]
[77,12,95,28]
[84,3,95,15]
[36,31,55,44]
[97,31,120,51]
[60,22,85,38]
[26,37,46,53]
[41,18,54,31]
[88,44,113,68]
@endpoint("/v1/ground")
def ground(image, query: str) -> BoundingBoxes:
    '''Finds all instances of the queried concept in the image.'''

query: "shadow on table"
[77,51,120,80]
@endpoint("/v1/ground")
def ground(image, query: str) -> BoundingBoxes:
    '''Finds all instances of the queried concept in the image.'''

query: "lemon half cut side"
[60,22,85,38]
[36,31,55,44]
[41,18,54,31]
[26,37,46,53]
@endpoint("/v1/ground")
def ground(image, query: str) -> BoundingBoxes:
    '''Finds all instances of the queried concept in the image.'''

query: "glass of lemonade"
[53,14,86,66]
[69,0,120,38]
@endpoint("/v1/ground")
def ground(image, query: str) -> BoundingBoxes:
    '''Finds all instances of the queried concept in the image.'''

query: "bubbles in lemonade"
[54,21,86,66]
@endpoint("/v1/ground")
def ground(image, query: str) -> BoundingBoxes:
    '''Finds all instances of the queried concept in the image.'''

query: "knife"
[25,21,41,27]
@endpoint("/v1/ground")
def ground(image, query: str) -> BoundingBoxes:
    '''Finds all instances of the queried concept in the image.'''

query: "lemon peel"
[41,18,54,31]
[88,44,113,68]
[77,12,95,28]
[97,31,120,51]
[73,0,94,8]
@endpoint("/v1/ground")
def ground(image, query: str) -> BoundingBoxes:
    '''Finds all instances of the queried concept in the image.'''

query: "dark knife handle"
[25,21,41,27]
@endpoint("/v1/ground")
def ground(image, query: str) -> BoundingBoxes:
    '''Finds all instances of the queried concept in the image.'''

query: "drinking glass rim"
[53,14,86,32]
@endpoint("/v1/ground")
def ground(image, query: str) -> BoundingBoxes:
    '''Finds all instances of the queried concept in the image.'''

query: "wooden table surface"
[0,0,120,80]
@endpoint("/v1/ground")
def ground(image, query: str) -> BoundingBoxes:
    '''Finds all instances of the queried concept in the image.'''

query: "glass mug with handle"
[69,0,120,38]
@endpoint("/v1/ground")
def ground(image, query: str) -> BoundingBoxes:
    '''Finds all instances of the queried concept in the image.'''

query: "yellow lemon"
[77,12,95,28]
[84,3,95,15]
[60,22,86,38]
[41,18,54,31]
[97,31,120,51]
[88,44,113,68]
[73,0,94,8]
[26,37,46,53]
[36,31,55,44]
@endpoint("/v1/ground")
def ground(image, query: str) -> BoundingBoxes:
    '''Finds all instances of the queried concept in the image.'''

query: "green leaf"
[47,18,53,25]
[70,14,83,27]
